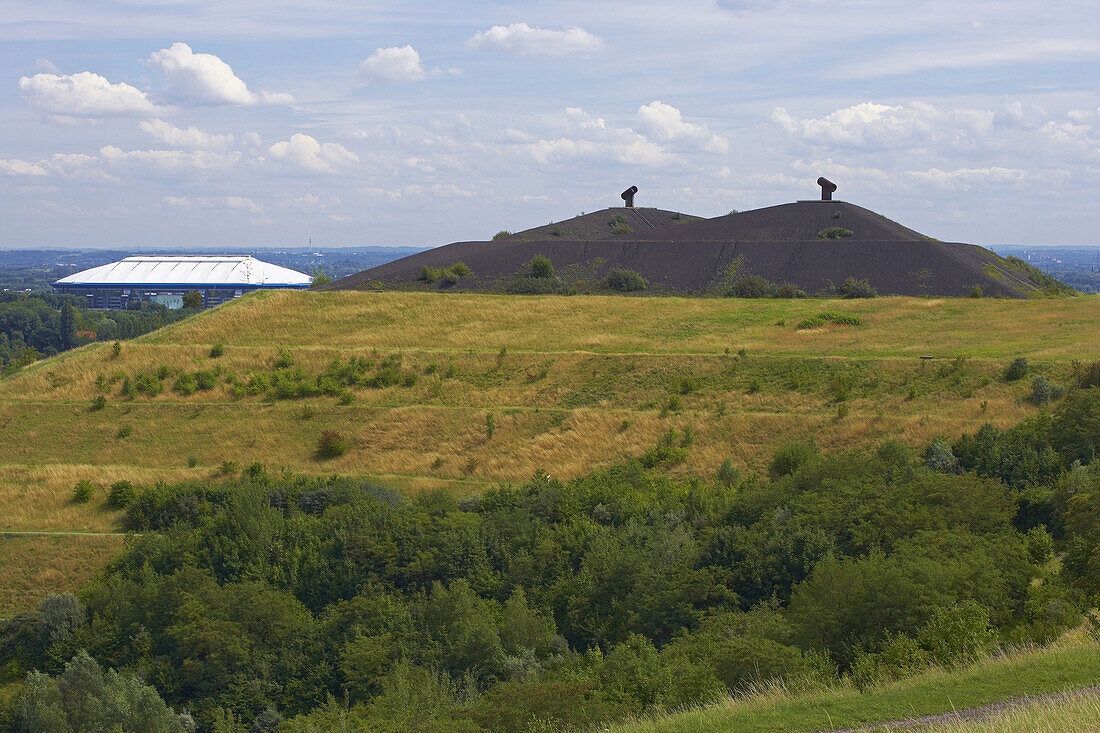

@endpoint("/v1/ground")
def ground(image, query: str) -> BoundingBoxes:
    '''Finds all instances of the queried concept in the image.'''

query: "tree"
[59,303,76,351]
[182,291,203,309]
[311,267,332,287]
[529,255,554,279]
[18,650,187,732]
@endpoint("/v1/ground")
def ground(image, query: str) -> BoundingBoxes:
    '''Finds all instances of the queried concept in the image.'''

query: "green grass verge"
[611,638,1100,733]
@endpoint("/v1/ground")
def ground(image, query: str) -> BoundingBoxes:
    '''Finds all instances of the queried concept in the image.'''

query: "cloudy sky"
[1,0,1097,248]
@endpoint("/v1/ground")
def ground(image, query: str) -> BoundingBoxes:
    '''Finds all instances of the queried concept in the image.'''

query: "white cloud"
[224,195,262,213]
[99,145,242,177]
[266,133,359,174]
[636,101,729,153]
[281,194,339,210]
[0,158,49,176]
[18,72,159,117]
[163,196,190,207]
[145,42,292,105]
[360,45,426,82]
[34,59,60,73]
[241,131,263,148]
[906,166,1029,190]
[431,183,476,198]
[772,101,994,150]
[139,119,234,150]
[466,23,603,56]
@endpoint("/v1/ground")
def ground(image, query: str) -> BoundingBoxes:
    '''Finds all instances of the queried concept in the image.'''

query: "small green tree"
[182,291,203,309]
[311,267,332,287]
[529,255,554,279]
[71,480,95,504]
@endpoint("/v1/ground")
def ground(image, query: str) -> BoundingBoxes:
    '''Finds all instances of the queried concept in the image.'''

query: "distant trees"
[182,291,203,309]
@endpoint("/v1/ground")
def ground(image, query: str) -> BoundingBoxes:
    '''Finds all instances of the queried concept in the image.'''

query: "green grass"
[611,636,1100,733]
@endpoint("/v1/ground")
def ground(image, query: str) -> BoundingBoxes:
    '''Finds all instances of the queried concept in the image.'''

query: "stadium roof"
[54,256,312,288]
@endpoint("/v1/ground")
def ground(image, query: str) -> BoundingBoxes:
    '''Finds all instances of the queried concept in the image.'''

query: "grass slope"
[611,635,1100,733]
[0,289,1097,611]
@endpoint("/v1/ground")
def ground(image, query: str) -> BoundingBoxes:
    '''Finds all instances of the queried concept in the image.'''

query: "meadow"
[0,289,1096,614]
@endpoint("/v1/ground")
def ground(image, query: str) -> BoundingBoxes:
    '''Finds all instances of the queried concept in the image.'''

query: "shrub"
[816,227,853,239]
[768,441,818,477]
[716,459,740,488]
[116,424,132,439]
[315,430,350,459]
[505,276,565,295]
[194,370,218,390]
[918,601,995,666]
[182,291,202,309]
[106,480,136,509]
[839,277,876,298]
[1079,361,1100,388]
[797,311,862,329]
[486,413,496,440]
[968,285,984,298]
[209,342,225,358]
[89,395,106,411]
[1028,375,1064,406]
[492,230,511,240]
[601,268,647,293]
[419,265,443,282]
[72,480,95,503]
[187,455,198,468]
[174,372,196,396]
[729,275,776,298]
[774,283,807,298]
[337,390,355,405]
[1025,526,1054,566]
[529,255,555,279]
[448,261,471,277]
[214,460,238,476]
[1003,357,1029,381]
[111,341,121,358]
[924,439,957,472]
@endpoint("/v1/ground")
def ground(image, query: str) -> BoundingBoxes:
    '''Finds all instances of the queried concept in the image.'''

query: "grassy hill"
[609,631,1100,733]
[0,289,1097,613]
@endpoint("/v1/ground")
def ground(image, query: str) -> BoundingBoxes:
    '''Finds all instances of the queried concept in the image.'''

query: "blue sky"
[1,0,1097,248]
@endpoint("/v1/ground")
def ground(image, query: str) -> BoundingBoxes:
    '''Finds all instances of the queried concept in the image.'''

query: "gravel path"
[821,684,1100,732]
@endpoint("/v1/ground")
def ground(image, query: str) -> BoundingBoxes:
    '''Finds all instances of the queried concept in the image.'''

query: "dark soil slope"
[325,237,1041,298]
[499,207,699,242]
[622,201,926,242]
[324,200,1068,298]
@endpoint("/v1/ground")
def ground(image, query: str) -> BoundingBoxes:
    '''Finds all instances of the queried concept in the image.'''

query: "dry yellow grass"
[0,533,123,617]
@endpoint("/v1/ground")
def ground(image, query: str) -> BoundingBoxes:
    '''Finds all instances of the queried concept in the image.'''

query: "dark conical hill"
[619,201,927,242]
[321,199,1072,299]
[499,207,699,242]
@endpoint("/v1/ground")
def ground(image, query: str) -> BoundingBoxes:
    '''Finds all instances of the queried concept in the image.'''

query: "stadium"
[52,255,312,309]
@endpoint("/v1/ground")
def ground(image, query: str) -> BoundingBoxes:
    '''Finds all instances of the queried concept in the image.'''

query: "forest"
[0,293,191,374]
[1,384,1098,731]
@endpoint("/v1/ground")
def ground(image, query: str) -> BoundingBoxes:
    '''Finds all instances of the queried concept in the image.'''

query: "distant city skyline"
[1,0,1097,248]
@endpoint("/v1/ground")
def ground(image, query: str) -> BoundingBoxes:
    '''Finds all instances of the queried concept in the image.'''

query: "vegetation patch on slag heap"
[418,261,472,285]
[817,227,854,239]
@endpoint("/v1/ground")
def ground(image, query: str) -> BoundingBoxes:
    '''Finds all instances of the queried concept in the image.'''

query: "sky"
[0,1,1097,249]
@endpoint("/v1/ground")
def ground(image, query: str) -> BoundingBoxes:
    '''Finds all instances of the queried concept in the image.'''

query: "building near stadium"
[52,255,312,309]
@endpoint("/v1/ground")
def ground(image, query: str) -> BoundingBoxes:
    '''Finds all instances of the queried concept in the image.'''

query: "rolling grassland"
[0,289,1097,614]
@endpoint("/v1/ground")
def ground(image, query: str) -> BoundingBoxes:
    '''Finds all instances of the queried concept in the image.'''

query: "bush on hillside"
[769,441,818,477]
[71,480,94,504]
[315,430,350,460]
[1003,357,1029,382]
[839,277,876,298]
[601,268,648,293]
[106,480,136,509]
[529,255,555,279]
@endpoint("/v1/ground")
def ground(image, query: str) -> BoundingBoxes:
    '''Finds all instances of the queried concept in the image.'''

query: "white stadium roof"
[54,256,312,288]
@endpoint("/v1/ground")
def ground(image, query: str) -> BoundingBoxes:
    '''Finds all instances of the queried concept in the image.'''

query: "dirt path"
[823,684,1100,731]
[0,530,129,537]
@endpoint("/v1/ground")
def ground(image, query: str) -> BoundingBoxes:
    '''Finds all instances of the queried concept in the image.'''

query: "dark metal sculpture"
[621,185,638,208]
[817,177,837,201]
